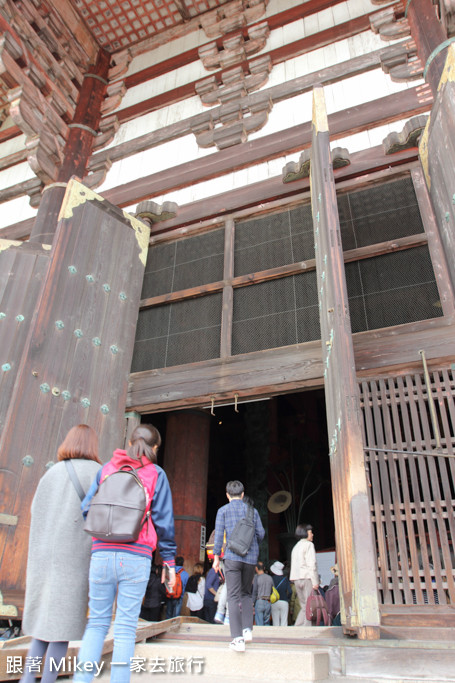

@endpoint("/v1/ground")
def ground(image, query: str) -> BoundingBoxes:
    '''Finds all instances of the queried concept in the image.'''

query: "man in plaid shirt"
[212,481,265,652]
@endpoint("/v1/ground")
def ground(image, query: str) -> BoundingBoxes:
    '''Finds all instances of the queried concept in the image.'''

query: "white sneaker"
[243,628,253,642]
[229,637,245,652]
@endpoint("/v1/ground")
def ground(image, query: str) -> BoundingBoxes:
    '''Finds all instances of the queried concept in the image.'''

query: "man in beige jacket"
[289,523,319,626]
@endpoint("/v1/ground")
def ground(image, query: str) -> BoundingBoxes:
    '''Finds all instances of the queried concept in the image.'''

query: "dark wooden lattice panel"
[360,369,455,608]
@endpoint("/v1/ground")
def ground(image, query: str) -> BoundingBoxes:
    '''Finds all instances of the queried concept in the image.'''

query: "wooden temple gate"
[357,44,455,627]
[310,75,455,635]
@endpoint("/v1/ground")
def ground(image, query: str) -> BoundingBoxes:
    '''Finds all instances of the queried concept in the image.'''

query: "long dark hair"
[127,424,161,463]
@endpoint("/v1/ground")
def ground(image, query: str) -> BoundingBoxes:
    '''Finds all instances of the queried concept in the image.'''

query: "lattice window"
[234,204,314,276]
[141,229,225,299]
[132,174,445,372]
[338,176,424,249]
[132,293,222,371]
[232,273,320,355]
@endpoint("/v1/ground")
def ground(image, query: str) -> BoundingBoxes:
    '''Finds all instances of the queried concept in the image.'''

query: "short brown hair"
[57,424,101,463]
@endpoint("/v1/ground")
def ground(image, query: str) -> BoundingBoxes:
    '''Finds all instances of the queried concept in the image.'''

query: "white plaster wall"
[0,195,37,230]
[0,161,35,191]
[0,132,27,158]
[0,0,424,231]
[106,29,403,151]
[104,95,202,149]
[97,49,425,197]
[96,133,212,195]
[118,61,207,112]
[122,0,397,80]
[116,0,397,116]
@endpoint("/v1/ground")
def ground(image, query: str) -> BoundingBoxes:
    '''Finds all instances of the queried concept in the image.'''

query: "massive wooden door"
[360,368,455,626]
[0,179,150,616]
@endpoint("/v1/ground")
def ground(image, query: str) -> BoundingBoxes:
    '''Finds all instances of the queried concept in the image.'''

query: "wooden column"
[57,49,110,183]
[406,0,447,97]
[29,49,110,245]
[310,85,380,639]
[419,45,455,295]
[124,411,142,448]
[220,218,235,358]
[163,410,210,571]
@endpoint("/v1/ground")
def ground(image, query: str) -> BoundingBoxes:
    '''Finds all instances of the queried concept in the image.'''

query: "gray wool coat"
[22,458,101,641]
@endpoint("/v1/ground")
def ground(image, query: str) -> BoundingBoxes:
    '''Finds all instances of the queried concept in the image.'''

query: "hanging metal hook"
[234,393,239,413]
[210,396,215,416]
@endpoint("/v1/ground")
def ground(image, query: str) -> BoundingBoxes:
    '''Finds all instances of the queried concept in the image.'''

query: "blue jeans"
[74,552,150,683]
[254,598,271,625]
[165,595,183,618]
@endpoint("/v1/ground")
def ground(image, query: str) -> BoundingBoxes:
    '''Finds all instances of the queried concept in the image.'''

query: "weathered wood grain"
[310,85,380,638]
[0,180,149,604]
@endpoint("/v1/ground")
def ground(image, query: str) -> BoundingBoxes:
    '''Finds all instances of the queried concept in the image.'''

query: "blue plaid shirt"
[213,498,265,565]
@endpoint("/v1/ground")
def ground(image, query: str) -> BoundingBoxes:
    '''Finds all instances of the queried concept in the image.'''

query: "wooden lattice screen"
[359,368,455,607]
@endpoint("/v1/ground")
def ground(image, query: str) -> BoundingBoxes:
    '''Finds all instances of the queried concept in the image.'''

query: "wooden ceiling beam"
[174,0,191,22]
[116,13,374,123]
[146,146,419,236]
[122,0,350,89]
[0,143,419,244]
[102,85,431,208]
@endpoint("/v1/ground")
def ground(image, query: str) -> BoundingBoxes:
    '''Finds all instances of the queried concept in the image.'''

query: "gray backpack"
[226,504,255,556]
[84,464,150,542]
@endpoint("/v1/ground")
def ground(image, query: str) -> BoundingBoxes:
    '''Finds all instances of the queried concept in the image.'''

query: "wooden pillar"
[28,184,67,246]
[29,49,110,245]
[124,411,142,449]
[310,85,380,639]
[57,49,110,183]
[406,0,447,97]
[419,45,455,294]
[163,410,210,571]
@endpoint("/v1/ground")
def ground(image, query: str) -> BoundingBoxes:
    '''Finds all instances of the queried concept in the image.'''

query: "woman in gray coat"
[21,424,101,683]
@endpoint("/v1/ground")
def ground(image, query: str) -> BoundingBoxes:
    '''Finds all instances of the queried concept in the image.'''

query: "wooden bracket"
[198,22,269,70]
[135,200,179,224]
[200,0,269,39]
[196,55,272,106]
[382,114,428,154]
[370,7,411,40]
[282,147,351,183]
[380,39,423,81]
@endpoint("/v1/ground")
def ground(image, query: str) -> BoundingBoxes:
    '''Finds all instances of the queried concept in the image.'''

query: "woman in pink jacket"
[75,424,176,683]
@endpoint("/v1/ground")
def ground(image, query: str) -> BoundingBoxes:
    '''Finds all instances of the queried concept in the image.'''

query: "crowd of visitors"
[20,426,338,680]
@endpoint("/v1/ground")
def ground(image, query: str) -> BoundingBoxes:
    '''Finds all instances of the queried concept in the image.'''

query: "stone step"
[133,639,330,681]
[133,623,455,683]
[57,621,455,683]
